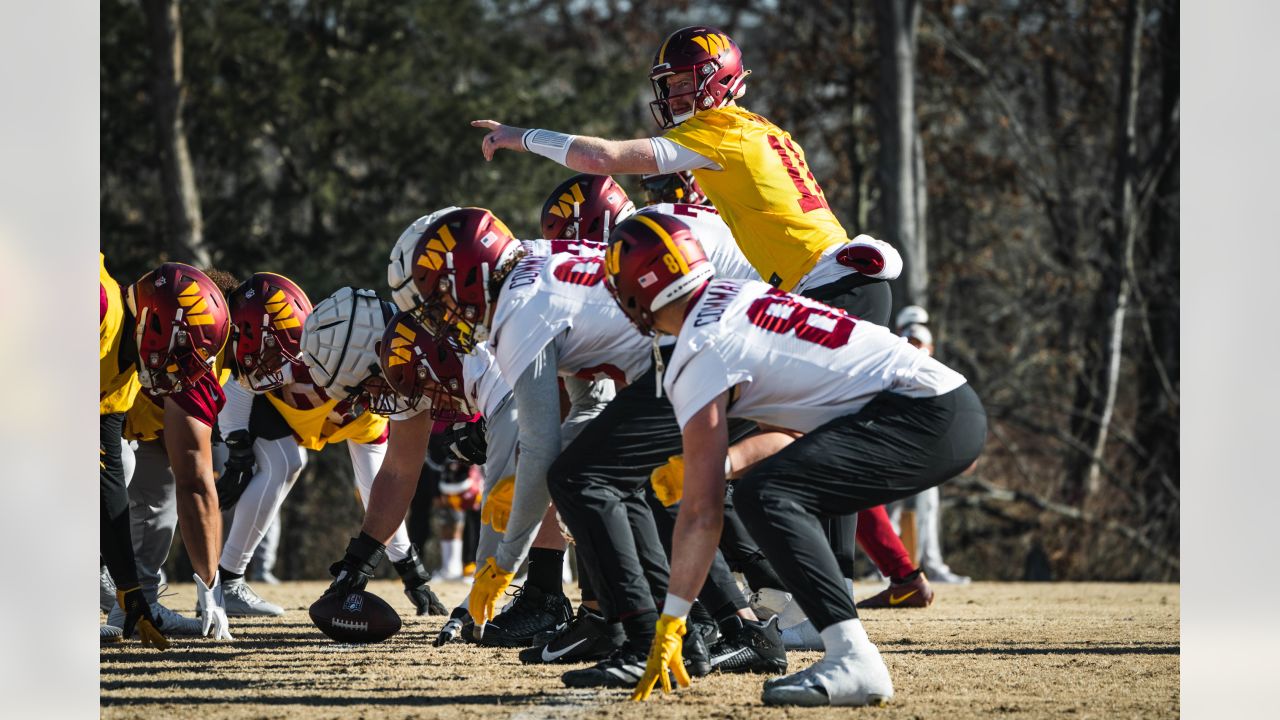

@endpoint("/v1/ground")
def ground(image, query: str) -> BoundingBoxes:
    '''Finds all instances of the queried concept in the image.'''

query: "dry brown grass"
[101,580,1178,719]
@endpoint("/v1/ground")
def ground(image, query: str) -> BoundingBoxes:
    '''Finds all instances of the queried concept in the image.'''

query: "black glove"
[438,418,488,465]
[216,430,256,509]
[393,547,448,616]
[117,586,170,650]
[323,532,387,598]
[434,606,474,646]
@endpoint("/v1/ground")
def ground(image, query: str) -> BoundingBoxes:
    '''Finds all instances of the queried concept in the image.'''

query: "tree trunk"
[143,0,208,267]
[1079,0,1145,499]
[873,0,927,307]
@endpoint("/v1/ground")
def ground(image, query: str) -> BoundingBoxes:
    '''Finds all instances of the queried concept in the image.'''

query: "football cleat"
[781,618,825,651]
[100,565,118,614]
[761,647,894,707]
[221,577,285,617]
[922,563,971,585]
[709,615,788,674]
[684,620,713,678]
[109,600,205,636]
[100,625,123,644]
[561,649,651,689]
[476,584,572,648]
[749,587,791,621]
[518,605,624,664]
[856,571,935,609]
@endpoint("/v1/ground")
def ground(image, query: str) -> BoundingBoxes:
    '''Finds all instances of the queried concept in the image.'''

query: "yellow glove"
[631,614,692,701]
[469,557,515,632]
[117,586,170,651]
[650,455,685,507]
[480,475,516,532]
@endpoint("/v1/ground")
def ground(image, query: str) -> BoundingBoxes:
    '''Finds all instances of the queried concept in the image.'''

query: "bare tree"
[873,0,926,305]
[143,0,208,266]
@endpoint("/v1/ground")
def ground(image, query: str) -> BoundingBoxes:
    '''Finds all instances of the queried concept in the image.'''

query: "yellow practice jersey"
[124,349,232,442]
[265,395,387,451]
[100,254,141,415]
[663,106,848,291]
[264,365,387,451]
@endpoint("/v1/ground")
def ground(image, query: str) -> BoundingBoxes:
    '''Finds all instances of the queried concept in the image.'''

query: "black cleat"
[519,605,625,664]
[477,584,572,647]
[683,620,713,677]
[709,615,788,674]
[561,648,649,688]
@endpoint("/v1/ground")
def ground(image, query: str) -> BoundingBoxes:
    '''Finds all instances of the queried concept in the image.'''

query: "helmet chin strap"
[651,334,664,399]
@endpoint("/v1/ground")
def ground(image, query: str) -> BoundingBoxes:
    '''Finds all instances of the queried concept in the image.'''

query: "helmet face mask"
[640,171,708,207]
[128,264,230,396]
[379,311,474,421]
[406,207,522,353]
[649,26,750,129]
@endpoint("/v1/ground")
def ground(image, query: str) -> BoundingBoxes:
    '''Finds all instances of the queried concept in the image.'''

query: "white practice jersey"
[461,341,510,419]
[491,251,651,385]
[664,279,967,432]
[637,203,759,282]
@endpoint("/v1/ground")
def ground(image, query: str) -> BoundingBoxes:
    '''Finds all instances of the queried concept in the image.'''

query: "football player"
[374,306,572,647]
[104,260,235,641]
[473,26,903,605]
[605,218,986,706]
[289,287,448,617]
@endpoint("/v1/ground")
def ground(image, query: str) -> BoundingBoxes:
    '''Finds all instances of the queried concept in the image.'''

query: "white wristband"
[662,593,693,620]
[522,128,576,166]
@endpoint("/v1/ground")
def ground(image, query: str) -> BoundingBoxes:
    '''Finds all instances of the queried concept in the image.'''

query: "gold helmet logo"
[263,288,300,330]
[177,281,215,326]
[691,33,732,57]
[415,225,458,271]
[547,182,588,219]
[386,321,416,368]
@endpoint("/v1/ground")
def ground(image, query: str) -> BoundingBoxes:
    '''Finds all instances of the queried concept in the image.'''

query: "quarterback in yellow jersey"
[101,258,235,642]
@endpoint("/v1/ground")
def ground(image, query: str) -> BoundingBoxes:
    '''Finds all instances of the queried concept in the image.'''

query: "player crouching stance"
[605,220,987,706]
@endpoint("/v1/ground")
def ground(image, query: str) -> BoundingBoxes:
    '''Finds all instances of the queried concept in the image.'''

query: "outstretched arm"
[472,119,660,174]
[361,411,432,545]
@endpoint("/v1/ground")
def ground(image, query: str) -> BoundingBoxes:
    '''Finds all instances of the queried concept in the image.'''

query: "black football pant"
[736,384,986,632]
[547,356,756,632]
[100,412,139,591]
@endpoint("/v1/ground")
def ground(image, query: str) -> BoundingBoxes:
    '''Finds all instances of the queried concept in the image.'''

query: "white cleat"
[108,599,206,636]
[762,646,894,707]
[221,578,285,617]
[780,618,825,650]
[100,566,118,614]
[749,587,792,621]
[922,563,971,584]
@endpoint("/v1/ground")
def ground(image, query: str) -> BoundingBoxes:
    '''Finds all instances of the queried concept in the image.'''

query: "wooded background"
[101,0,1179,582]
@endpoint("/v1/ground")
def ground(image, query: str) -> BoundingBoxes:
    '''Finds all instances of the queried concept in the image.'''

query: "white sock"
[819,618,873,659]
[441,539,463,576]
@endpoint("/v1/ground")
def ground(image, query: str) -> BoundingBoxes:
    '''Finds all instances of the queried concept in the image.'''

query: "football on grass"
[308,590,402,643]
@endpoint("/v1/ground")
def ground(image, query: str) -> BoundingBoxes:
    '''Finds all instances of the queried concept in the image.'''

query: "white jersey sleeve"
[637,204,759,282]
[664,279,967,432]
[491,251,652,385]
[461,341,510,420]
[650,137,721,173]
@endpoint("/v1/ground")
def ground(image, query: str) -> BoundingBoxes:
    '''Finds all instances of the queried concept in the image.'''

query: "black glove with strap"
[117,585,170,650]
[323,532,387,598]
[438,418,488,465]
[216,429,256,509]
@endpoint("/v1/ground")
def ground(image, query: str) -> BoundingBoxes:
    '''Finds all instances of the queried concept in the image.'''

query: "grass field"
[100,580,1179,718]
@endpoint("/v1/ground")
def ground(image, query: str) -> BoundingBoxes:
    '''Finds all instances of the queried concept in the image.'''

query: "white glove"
[194,571,234,640]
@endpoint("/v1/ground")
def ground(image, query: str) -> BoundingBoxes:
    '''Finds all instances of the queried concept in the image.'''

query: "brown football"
[308,590,402,643]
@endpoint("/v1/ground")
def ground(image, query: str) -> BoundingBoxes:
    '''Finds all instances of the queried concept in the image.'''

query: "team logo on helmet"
[416,226,459,272]
[177,282,216,326]
[264,289,301,330]
[689,32,732,57]
[385,320,416,368]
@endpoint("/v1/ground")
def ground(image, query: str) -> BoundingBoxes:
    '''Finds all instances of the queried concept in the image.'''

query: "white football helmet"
[895,305,929,331]
[388,206,462,313]
[901,323,934,347]
[301,287,396,405]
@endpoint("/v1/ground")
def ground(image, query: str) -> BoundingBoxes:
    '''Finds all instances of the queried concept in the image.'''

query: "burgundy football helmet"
[604,213,714,335]
[540,174,636,243]
[649,26,751,129]
[228,272,312,392]
[378,311,473,422]
[640,171,708,207]
[126,263,231,395]
[405,207,523,352]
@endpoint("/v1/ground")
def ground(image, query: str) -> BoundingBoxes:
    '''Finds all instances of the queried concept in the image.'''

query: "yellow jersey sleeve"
[663,106,849,290]
[264,392,388,451]
[100,254,141,415]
